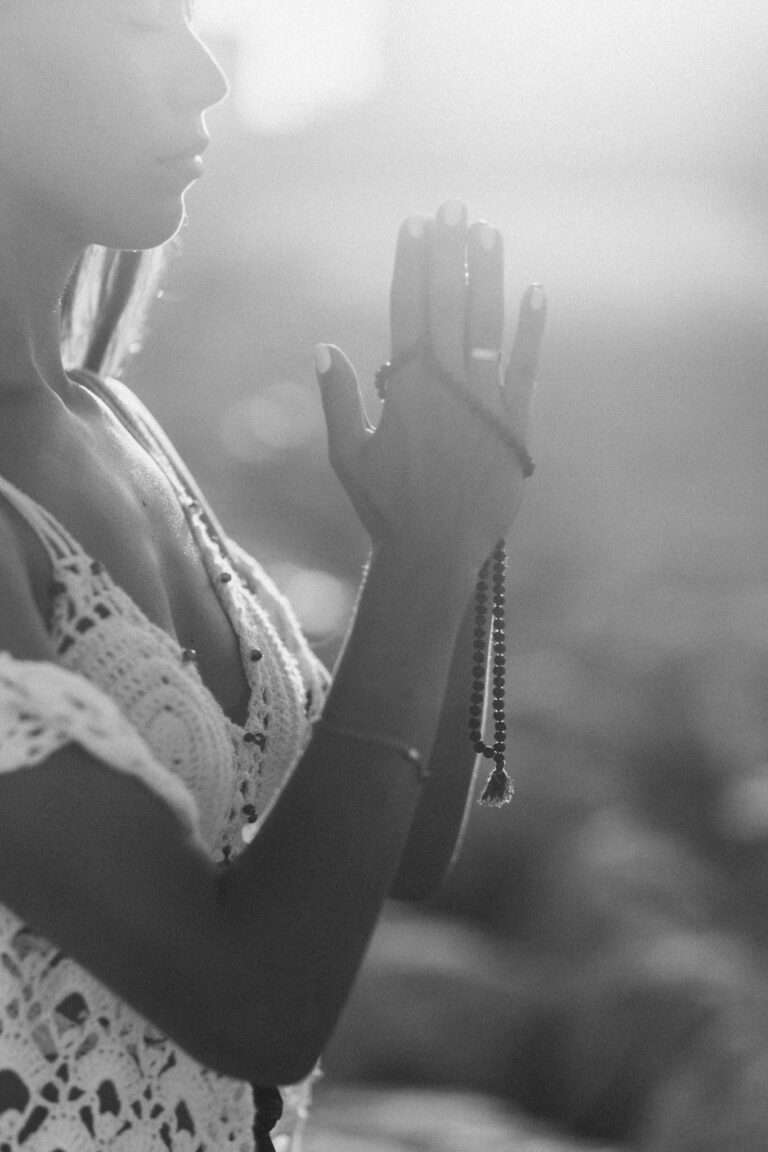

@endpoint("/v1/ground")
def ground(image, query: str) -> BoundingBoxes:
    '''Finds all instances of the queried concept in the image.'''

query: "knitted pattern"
[0,378,329,1151]
[0,654,201,835]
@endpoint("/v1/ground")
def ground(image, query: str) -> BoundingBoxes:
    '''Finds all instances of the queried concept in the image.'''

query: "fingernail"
[440,200,464,228]
[530,285,545,311]
[406,215,424,239]
[314,343,332,375]
[479,224,497,252]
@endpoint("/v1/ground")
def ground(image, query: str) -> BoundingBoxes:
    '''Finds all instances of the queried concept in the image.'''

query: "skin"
[0,0,545,1086]
[0,0,227,389]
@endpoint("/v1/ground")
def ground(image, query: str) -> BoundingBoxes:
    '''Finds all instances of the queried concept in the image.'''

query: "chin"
[91,198,189,251]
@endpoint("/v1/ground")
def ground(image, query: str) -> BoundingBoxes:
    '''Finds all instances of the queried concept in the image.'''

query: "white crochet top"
[0,375,329,1152]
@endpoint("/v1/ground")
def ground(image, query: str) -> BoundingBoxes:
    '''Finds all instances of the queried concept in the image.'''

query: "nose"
[172,28,230,113]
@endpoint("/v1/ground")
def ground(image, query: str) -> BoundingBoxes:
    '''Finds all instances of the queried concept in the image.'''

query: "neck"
[0,196,84,400]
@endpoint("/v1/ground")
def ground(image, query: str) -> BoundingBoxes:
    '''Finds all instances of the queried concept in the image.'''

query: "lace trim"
[0,904,256,1151]
[77,375,330,860]
[225,538,330,729]
[0,653,201,839]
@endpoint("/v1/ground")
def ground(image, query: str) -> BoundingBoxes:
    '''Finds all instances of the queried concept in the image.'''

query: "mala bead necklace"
[470,540,512,805]
[375,343,534,806]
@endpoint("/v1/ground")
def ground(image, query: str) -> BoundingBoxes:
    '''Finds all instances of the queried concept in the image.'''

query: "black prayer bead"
[468,540,510,780]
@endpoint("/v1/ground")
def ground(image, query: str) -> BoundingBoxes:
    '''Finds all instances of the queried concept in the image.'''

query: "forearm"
[389,592,486,901]
[322,541,475,748]
[219,542,476,1077]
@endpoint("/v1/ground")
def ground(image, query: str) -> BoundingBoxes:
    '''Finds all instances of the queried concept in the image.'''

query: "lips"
[158,137,210,164]
[157,138,210,183]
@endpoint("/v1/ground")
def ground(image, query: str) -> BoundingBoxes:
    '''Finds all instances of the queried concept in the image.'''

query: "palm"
[316,203,546,571]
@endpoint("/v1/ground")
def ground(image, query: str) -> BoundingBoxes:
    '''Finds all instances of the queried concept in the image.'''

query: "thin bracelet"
[315,718,430,781]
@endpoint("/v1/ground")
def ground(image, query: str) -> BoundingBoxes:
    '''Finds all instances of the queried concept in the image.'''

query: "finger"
[390,215,428,360]
[466,221,504,398]
[503,284,546,433]
[314,343,372,478]
[427,199,468,379]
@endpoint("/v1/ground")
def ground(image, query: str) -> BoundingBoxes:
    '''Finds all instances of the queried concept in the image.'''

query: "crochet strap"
[0,473,86,567]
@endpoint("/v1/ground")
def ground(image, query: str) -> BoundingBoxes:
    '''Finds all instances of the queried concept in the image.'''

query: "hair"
[60,245,170,380]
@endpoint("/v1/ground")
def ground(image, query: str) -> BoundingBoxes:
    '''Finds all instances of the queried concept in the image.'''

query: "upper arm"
[0,742,222,1035]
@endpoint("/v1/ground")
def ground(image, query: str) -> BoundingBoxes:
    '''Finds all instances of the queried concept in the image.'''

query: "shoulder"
[77,371,205,498]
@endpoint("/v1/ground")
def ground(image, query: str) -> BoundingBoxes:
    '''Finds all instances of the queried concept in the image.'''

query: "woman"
[0,3,546,1150]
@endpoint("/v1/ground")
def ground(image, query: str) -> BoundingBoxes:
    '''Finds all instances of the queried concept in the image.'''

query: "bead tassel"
[470,541,514,806]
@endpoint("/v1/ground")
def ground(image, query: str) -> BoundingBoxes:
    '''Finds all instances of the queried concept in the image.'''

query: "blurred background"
[129,2,768,1147]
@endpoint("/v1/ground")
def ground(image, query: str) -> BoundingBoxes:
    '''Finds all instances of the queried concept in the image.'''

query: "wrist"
[325,538,477,755]
[367,537,480,615]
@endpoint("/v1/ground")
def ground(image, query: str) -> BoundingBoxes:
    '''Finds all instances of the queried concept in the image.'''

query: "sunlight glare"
[196,0,385,132]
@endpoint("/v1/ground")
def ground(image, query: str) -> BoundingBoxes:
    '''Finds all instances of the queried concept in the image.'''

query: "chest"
[1,396,251,727]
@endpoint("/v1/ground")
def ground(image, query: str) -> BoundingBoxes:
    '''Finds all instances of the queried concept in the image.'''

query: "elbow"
[181,965,330,1086]
[178,1001,324,1086]
[164,891,352,1084]
[193,1028,322,1088]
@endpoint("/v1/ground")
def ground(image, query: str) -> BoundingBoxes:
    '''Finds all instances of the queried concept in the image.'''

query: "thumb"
[314,343,371,475]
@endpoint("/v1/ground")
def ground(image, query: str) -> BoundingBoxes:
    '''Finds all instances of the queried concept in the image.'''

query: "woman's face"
[0,0,229,251]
